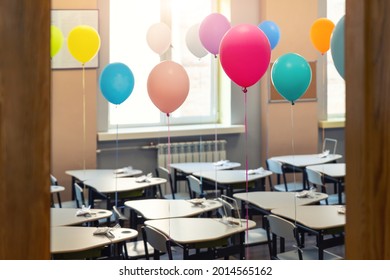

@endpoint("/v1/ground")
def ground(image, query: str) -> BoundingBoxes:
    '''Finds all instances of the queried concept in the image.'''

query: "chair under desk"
[124,198,222,222]
[169,161,241,195]
[233,191,329,216]
[193,169,272,197]
[82,176,167,210]
[66,168,143,200]
[306,163,346,204]
[145,217,256,260]
[50,207,113,227]
[268,153,343,189]
[51,226,138,259]
[271,205,345,260]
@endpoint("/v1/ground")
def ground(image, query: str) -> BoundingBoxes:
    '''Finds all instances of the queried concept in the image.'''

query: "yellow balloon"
[310,18,335,54]
[50,25,64,58]
[67,25,101,64]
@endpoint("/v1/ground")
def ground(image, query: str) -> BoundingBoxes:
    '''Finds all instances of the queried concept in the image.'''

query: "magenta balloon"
[147,61,190,115]
[199,13,231,55]
[219,24,271,88]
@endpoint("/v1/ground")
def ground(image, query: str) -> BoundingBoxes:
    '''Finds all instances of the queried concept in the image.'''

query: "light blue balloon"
[271,53,312,104]
[258,20,280,50]
[331,15,345,79]
[99,62,135,105]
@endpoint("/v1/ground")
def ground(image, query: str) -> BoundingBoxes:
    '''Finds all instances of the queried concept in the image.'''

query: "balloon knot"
[291,101,295,105]
[166,113,170,117]
[242,87,248,93]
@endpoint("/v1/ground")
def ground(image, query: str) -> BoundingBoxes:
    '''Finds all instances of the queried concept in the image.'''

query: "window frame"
[100,0,222,131]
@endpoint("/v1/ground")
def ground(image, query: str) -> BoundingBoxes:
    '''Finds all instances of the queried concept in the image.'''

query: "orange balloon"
[310,18,335,54]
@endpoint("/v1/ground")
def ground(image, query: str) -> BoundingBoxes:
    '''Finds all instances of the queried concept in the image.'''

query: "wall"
[52,0,335,201]
[51,0,98,201]
[260,0,320,168]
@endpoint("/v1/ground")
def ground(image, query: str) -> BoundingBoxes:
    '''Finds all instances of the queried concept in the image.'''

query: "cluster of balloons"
[52,12,345,114]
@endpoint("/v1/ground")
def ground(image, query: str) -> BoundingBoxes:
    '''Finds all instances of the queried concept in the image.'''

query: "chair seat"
[273,182,304,192]
[244,227,268,246]
[126,240,156,259]
[277,247,343,260]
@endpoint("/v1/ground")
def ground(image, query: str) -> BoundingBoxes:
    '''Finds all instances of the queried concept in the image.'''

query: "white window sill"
[97,124,245,141]
[318,118,345,129]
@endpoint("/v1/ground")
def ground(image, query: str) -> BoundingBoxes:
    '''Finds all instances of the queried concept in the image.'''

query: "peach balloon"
[147,61,190,115]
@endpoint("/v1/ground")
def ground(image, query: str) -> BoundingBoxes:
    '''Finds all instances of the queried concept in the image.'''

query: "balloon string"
[82,64,86,171]
[244,88,249,259]
[115,107,119,207]
[82,64,87,203]
[167,113,171,173]
[290,104,298,226]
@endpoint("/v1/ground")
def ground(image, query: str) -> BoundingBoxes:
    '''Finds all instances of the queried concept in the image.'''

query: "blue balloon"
[258,20,280,50]
[271,53,312,104]
[99,62,135,105]
[331,15,345,79]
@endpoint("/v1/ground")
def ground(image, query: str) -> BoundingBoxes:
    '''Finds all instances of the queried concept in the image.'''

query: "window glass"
[109,0,216,128]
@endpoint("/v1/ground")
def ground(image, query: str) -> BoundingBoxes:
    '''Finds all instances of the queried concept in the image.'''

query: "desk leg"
[338,181,343,204]
[239,231,246,260]
[317,234,324,260]
[56,193,62,208]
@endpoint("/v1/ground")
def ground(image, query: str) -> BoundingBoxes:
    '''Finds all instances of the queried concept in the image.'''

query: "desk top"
[84,176,166,194]
[51,226,138,254]
[125,199,222,220]
[271,205,345,230]
[306,163,346,178]
[269,154,342,168]
[145,217,256,244]
[51,208,112,227]
[233,191,328,212]
[170,161,241,174]
[66,168,142,181]
[193,169,272,185]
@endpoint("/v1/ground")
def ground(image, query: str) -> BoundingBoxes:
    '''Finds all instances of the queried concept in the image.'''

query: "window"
[326,0,345,118]
[109,0,220,128]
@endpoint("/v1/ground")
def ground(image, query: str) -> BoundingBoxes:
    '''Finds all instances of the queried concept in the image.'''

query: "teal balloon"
[331,15,345,79]
[271,53,312,104]
[99,62,135,105]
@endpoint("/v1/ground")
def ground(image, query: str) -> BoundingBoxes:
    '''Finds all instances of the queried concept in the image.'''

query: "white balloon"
[146,22,171,55]
[185,23,208,59]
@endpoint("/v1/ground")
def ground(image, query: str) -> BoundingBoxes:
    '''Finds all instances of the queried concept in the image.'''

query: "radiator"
[157,140,227,193]
[157,140,227,168]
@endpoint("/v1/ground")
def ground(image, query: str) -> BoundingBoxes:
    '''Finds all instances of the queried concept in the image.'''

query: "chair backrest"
[266,159,283,175]
[156,166,175,199]
[186,175,203,198]
[112,205,127,227]
[266,214,302,260]
[266,214,297,240]
[142,225,173,260]
[50,174,58,185]
[322,138,338,154]
[306,168,324,187]
[74,183,86,208]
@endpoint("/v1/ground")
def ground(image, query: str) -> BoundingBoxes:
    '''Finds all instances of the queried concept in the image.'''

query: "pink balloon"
[219,24,271,89]
[199,13,231,56]
[147,61,190,115]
